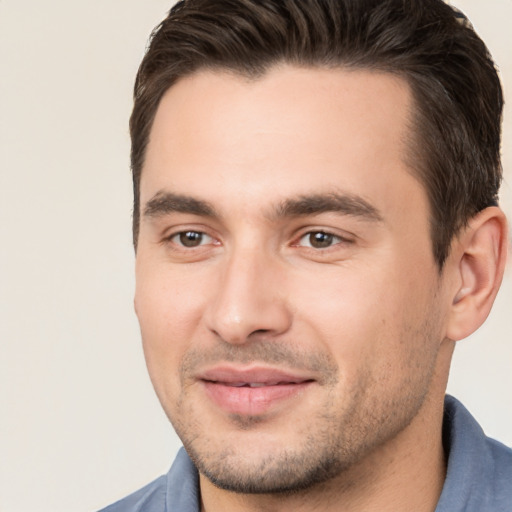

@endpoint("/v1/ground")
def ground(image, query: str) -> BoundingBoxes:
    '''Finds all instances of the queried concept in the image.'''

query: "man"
[100,0,511,510]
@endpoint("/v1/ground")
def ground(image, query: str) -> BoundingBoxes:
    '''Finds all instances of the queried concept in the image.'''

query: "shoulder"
[437,396,512,512]
[486,436,512,488]
[444,395,512,467]
[97,475,167,512]
[473,426,512,511]
[97,448,200,512]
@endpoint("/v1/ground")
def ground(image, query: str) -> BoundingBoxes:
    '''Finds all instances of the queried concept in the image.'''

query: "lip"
[198,366,315,416]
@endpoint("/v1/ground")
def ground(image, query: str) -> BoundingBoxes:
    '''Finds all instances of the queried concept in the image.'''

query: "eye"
[171,230,213,248]
[297,231,344,249]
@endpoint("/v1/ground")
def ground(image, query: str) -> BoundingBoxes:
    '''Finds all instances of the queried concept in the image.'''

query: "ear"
[445,207,508,342]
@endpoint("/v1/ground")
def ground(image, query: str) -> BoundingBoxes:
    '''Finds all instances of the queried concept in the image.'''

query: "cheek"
[292,265,391,342]
[135,260,208,340]
[134,265,209,399]
[290,263,431,385]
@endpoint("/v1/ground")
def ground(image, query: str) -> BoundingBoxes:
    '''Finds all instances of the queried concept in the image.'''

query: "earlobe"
[446,207,508,341]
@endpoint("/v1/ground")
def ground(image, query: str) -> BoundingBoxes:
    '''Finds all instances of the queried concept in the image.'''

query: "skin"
[134,66,507,512]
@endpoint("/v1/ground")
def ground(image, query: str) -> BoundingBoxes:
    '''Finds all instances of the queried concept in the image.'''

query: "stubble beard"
[166,325,441,496]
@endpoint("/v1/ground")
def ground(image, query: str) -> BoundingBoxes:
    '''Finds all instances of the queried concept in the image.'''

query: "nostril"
[250,329,271,336]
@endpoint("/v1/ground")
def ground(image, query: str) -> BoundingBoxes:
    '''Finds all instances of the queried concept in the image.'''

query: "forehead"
[141,65,424,220]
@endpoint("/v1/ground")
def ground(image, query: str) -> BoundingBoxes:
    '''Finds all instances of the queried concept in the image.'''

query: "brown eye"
[173,231,211,247]
[298,231,342,249]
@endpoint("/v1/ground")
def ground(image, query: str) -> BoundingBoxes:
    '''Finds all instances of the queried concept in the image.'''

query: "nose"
[204,246,292,344]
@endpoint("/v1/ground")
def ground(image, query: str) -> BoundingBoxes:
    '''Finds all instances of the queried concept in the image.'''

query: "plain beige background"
[0,1,510,511]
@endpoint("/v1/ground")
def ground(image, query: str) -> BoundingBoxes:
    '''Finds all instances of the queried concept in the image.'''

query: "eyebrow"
[143,192,218,219]
[272,193,383,222]
[142,190,383,223]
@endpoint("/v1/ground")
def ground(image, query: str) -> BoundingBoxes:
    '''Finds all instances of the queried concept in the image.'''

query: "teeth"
[226,382,286,387]
[222,381,301,387]
[227,382,271,387]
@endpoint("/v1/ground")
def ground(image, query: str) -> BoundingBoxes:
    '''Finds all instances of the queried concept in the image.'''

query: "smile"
[226,382,296,387]
[198,366,315,416]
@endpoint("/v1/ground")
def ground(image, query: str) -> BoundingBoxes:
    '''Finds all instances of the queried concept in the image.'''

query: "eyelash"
[167,230,217,248]
[164,228,352,252]
[295,231,350,250]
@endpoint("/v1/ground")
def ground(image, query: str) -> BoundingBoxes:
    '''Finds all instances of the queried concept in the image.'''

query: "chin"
[189,443,348,494]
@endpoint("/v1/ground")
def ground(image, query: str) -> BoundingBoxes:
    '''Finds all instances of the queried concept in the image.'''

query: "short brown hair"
[130,0,503,267]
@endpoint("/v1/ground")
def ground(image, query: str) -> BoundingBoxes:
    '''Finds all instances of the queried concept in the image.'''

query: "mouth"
[219,381,304,387]
[198,366,315,416]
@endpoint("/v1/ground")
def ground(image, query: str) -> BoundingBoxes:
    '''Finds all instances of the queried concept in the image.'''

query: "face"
[135,66,451,493]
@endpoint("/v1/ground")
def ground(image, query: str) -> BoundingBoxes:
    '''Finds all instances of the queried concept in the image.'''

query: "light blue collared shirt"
[98,396,512,512]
